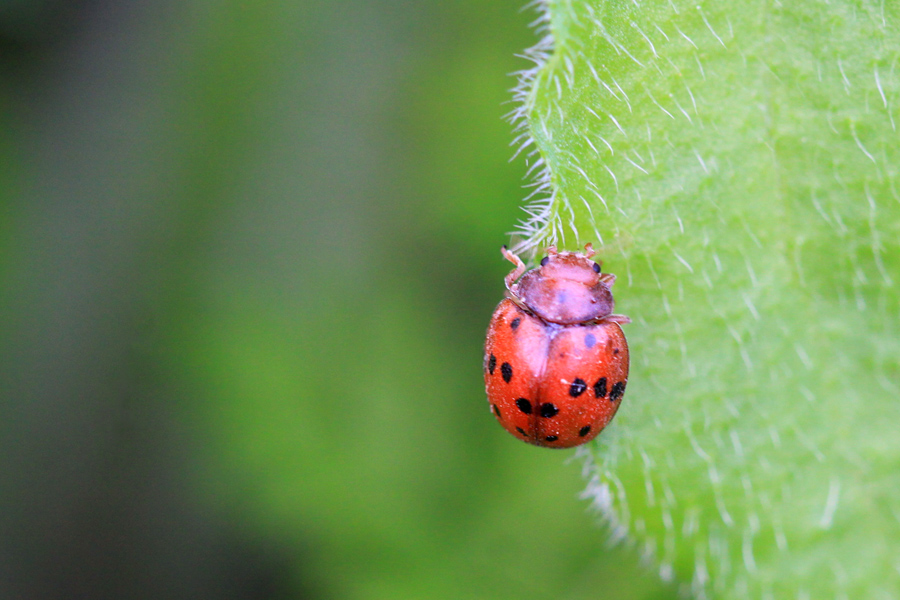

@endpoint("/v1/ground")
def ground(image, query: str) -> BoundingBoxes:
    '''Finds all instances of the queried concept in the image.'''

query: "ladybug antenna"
[501,245,526,290]
[583,243,596,258]
[545,245,558,257]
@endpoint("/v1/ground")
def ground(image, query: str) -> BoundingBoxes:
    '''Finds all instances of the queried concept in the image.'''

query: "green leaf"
[518,1,900,597]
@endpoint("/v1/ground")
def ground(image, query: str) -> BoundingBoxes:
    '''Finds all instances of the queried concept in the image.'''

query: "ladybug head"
[537,243,603,285]
[513,242,614,324]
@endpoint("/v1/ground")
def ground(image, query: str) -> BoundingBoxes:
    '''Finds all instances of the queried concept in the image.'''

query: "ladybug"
[484,243,630,448]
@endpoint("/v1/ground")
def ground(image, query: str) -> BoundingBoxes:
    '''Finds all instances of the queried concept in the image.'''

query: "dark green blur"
[0,1,675,599]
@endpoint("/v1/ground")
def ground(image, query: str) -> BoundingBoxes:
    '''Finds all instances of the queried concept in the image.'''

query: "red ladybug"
[484,243,630,448]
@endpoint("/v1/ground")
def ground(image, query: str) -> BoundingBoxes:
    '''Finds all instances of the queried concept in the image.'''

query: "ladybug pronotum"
[484,243,630,448]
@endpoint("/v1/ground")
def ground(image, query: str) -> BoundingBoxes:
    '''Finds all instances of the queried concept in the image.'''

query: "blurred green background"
[0,1,676,599]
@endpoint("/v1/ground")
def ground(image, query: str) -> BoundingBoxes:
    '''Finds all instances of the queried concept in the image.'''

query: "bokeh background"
[0,1,676,598]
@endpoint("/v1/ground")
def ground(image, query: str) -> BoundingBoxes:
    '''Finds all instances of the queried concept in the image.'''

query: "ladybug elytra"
[484,243,630,448]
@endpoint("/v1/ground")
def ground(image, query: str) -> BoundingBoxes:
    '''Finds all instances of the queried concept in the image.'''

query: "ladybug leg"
[504,290,530,310]
[599,273,616,287]
[603,314,632,324]
[501,245,527,289]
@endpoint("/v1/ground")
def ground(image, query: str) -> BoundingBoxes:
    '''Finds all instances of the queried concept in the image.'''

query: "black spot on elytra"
[594,377,607,398]
[488,354,496,375]
[510,317,521,331]
[613,348,620,355]
[539,403,559,418]
[501,362,513,383]
[569,378,587,397]
[516,427,528,437]
[544,435,558,442]
[584,333,597,348]
[515,398,532,414]
[492,404,501,419]
[579,425,591,437]
[610,381,626,401]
